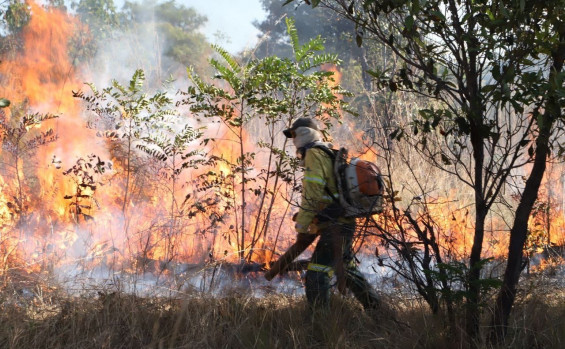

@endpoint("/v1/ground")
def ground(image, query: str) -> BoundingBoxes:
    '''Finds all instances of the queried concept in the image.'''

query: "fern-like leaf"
[211,44,241,73]
[285,17,300,61]
[129,69,145,93]
[187,66,209,93]
[210,58,240,89]
[295,36,325,63]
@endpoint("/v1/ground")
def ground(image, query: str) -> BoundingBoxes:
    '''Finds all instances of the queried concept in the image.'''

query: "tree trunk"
[489,113,552,343]
[466,57,486,342]
[239,118,247,260]
[354,44,371,91]
[466,206,487,340]
[489,37,565,343]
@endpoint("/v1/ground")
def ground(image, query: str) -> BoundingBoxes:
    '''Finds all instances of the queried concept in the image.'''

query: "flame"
[322,63,342,87]
[2,2,564,283]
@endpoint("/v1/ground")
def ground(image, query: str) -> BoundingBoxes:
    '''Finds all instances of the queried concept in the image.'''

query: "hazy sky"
[186,0,267,53]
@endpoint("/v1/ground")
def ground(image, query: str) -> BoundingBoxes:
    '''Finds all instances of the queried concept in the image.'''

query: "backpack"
[313,145,385,218]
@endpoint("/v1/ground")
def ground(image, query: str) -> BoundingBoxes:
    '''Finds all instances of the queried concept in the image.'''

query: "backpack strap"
[310,143,336,160]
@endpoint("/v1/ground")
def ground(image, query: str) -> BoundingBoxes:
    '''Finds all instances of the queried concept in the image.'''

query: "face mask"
[292,127,321,149]
[292,134,301,149]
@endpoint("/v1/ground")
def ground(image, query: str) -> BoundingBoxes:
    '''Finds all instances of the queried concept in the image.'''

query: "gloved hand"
[293,213,306,233]
[264,232,317,281]
[296,232,316,244]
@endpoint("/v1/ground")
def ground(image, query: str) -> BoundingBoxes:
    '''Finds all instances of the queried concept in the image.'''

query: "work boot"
[305,270,330,308]
[345,267,381,310]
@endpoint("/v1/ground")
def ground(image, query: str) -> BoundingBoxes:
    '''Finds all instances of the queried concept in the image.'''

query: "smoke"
[0,1,374,296]
[80,6,175,88]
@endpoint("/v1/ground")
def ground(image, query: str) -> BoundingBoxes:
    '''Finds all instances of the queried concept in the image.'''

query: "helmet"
[283,118,319,138]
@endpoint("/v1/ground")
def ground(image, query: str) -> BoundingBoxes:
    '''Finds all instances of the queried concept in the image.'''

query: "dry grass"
[0,290,399,349]
[0,279,564,349]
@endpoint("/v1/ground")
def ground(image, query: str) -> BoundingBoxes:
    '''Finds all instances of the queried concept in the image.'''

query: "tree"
[75,69,166,215]
[0,104,58,277]
[255,0,412,150]
[136,96,205,267]
[184,17,352,262]
[72,0,119,37]
[0,106,58,228]
[255,0,373,89]
[489,0,565,342]
[70,0,120,64]
[293,0,565,344]
[3,0,31,33]
[68,0,212,80]
[75,69,208,268]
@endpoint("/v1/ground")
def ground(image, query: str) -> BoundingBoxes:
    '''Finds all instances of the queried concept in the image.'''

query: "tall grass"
[0,280,564,349]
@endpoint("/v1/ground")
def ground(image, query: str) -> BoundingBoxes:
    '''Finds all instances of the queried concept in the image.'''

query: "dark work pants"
[305,222,380,310]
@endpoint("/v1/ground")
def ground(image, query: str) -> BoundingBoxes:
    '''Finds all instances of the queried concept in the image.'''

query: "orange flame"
[2,2,564,282]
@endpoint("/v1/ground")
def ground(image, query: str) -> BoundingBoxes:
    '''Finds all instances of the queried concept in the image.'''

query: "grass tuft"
[0,285,564,348]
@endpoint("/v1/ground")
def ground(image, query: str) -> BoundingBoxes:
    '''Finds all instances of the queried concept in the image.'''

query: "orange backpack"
[314,146,385,218]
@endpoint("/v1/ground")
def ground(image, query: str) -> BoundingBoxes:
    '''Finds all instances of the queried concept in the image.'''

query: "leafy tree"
[69,0,119,65]
[76,69,199,215]
[136,99,205,266]
[0,106,58,228]
[293,0,565,343]
[3,0,31,33]
[67,0,212,79]
[75,69,206,266]
[72,0,119,37]
[255,0,373,89]
[361,111,502,335]
[488,0,565,342]
[185,17,352,261]
[255,0,408,148]
[75,69,152,215]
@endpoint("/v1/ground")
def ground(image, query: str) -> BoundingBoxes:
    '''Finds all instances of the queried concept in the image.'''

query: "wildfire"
[1,1,564,286]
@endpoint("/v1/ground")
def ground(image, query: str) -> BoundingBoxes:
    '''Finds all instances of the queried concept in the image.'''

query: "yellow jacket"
[295,145,354,234]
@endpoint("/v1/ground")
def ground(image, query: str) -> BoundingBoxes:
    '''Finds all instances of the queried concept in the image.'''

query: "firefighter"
[282,117,380,310]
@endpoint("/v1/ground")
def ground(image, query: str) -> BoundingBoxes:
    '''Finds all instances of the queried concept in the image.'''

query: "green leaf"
[405,15,414,31]
[210,58,240,87]
[481,84,497,93]
[0,98,10,108]
[485,8,495,21]
[286,17,300,60]
[129,69,145,93]
[429,11,446,22]
[211,44,241,73]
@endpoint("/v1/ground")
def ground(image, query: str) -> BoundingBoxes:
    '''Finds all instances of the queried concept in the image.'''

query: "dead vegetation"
[0,275,563,349]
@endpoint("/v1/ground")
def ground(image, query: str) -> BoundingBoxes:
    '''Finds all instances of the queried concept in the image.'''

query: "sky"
[186,0,268,54]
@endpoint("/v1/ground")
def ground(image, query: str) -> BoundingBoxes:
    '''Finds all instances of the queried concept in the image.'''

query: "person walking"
[272,117,380,310]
